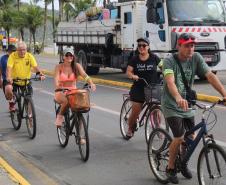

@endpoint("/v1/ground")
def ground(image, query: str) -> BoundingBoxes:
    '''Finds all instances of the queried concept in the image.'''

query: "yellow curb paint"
[197,93,221,103]
[0,157,31,185]
[42,69,223,103]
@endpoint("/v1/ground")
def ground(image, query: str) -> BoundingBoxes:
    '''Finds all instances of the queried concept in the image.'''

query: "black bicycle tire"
[197,143,226,185]
[145,105,169,144]
[56,107,69,147]
[25,97,37,139]
[77,113,89,162]
[10,93,22,130]
[147,128,172,184]
[119,98,131,140]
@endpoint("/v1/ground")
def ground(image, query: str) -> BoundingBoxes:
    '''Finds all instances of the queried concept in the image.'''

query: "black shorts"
[129,85,144,103]
[166,117,195,137]
[13,83,33,95]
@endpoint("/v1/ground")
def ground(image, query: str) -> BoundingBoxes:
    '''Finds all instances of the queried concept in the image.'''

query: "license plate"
[203,56,213,63]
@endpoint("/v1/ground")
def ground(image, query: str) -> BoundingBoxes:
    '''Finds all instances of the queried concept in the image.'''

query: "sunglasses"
[180,33,196,41]
[138,44,148,48]
[65,53,73,57]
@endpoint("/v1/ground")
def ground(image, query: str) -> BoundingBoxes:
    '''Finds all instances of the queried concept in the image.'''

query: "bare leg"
[127,101,142,135]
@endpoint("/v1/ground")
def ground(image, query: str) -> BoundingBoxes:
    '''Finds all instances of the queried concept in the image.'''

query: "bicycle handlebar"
[190,99,226,111]
[137,77,163,87]
[55,83,90,93]
[13,77,42,82]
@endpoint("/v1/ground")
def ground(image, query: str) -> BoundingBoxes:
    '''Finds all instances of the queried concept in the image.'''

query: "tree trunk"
[41,2,48,51]
[32,31,36,54]
[59,0,63,21]
[7,30,10,45]
[52,0,55,42]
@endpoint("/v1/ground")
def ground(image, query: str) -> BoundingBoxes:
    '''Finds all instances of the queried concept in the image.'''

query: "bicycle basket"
[144,84,163,103]
[66,89,90,112]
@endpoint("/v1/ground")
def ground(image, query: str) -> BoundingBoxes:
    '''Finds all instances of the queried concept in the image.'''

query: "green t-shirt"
[161,52,209,118]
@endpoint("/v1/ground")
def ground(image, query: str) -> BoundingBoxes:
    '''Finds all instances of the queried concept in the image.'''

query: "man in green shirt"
[162,33,226,184]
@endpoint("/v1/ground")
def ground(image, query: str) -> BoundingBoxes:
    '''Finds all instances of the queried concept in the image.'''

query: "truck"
[56,0,226,75]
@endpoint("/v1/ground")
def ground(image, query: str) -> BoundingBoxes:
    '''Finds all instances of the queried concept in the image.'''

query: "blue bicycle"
[147,100,226,184]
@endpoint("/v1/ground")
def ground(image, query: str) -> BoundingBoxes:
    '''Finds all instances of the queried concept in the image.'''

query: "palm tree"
[0,9,17,44]
[34,0,52,51]
[24,4,44,53]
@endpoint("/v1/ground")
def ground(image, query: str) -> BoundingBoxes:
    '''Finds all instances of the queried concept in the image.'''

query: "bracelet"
[84,75,91,81]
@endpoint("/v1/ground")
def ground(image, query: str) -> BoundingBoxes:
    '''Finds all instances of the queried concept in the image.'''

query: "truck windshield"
[167,0,226,25]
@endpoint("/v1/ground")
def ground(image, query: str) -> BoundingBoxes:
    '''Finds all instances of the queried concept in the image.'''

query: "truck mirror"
[146,8,157,23]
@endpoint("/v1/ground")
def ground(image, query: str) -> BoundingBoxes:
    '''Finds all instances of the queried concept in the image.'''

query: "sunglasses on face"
[180,33,196,41]
[138,44,148,48]
[65,53,73,57]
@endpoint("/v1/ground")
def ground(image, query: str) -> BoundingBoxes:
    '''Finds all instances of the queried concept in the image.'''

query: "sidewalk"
[0,165,17,185]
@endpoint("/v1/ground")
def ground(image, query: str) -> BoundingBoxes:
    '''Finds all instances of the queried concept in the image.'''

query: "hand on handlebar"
[176,96,189,111]
[7,77,13,84]
[90,83,96,92]
[132,75,139,81]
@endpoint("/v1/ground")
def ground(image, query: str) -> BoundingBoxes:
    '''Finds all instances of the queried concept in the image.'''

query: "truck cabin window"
[167,0,225,25]
[124,12,132,24]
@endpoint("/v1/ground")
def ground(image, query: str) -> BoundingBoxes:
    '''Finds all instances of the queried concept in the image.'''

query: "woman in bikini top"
[54,48,96,127]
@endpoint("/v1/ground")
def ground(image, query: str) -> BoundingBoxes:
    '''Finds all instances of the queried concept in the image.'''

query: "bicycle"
[119,78,169,143]
[10,77,41,139]
[147,100,226,185]
[54,84,90,162]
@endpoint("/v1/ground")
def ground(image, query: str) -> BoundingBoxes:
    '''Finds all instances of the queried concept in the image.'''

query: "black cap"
[7,44,16,52]
[137,37,150,45]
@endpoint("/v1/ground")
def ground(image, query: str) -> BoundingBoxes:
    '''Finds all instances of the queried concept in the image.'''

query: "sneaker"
[181,164,192,179]
[55,114,64,127]
[166,168,179,184]
[9,102,16,112]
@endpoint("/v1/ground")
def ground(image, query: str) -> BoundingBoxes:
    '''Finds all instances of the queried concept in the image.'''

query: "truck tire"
[86,66,100,75]
[78,50,87,71]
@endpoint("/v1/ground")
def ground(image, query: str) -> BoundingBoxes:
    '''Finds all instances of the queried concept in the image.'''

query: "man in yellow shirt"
[5,41,45,111]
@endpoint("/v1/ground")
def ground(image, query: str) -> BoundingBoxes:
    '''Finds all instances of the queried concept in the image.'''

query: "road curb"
[0,156,30,185]
[41,69,222,103]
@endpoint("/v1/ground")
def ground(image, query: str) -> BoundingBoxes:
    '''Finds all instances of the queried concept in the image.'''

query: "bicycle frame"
[180,117,215,165]
[14,84,32,119]
[122,94,153,128]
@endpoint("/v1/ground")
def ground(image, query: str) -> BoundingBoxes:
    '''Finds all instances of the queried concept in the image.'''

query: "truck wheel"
[78,50,87,71]
[86,67,100,75]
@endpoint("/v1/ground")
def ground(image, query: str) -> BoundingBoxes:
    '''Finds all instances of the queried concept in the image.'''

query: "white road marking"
[34,88,226,148]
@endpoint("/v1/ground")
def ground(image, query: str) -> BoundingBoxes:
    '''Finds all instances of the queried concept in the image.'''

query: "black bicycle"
[120,78,169,143]
[148,100,226,185]
[54,85,90,162]
[10,77,41,139]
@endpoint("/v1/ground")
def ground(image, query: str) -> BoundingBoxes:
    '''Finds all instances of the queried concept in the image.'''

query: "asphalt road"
[1,76,226,185]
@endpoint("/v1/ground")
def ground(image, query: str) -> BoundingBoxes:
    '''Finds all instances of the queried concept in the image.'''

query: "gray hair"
[16,41,27,49]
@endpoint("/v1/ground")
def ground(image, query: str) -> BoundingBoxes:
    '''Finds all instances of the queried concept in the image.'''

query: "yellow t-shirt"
[7,52,37,86]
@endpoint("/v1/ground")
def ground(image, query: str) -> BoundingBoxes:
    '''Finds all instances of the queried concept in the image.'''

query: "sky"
[21,0,59,10]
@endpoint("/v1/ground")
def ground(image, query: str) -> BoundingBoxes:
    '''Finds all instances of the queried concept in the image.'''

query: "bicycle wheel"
[120,98,132,139]
[56,107,69,147]
[197,143,226,185]
[145,105,169,144]
[10,94,22,130]
[76,113,89,162]
[147,128,172,184]
[25,97,36,139]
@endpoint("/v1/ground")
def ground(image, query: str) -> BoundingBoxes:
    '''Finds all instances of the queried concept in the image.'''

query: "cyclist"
[0,44,16,103]
[162,33,226,184]
[5,41,45,111]
[126,37,162,138]
[54,48,96,128]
